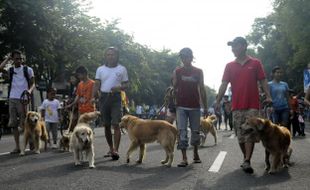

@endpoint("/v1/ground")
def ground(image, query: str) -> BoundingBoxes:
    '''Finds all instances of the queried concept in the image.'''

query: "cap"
[179,47,193,57]
[227,37,248,46]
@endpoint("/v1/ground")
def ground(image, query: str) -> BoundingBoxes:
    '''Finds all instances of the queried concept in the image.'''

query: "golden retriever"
[245,117,292,174]
[20,111,48,155]
[119,115,177,167]
[69,111,100,168]
[200,115,217,146]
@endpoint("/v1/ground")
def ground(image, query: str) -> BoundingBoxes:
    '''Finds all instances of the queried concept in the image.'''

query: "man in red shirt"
[216,37,272,174]
[173,47,208,167]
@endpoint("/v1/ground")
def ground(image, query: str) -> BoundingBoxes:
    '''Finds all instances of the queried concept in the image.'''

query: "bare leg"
[113,125,121,152]
[104,124,114,152]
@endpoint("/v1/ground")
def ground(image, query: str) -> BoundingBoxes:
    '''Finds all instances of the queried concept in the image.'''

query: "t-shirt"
[268,81,289,110]
[95,64,128,93]
[222,57,266,110]
[175,66,202,108]
[9,65,34,99]
[76,79,95,114]
[40,99,60,123]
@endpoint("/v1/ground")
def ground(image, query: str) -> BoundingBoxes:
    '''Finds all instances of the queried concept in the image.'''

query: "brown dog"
[59,130,70,151]
[246,117,292,174]
[200,115,217,146]
[20,111,48,155]
[119,115,177,167]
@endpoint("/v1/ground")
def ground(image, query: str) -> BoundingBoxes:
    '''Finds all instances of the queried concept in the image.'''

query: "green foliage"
[0,0,216,106]
[248,0,310,92]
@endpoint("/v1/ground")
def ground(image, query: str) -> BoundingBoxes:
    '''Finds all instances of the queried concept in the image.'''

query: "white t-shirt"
[9,66,34,99]
[40,99,61,123]
[95,64,128,92]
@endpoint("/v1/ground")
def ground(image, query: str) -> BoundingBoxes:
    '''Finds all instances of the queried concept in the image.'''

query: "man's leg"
[13,127,20,150]
[244,142,255,161]
[176,108,189,167]
[104,124,113,152]
[113,125,121,152]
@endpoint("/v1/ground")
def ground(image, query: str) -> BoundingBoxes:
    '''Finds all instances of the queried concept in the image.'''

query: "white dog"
[69,111,100,168]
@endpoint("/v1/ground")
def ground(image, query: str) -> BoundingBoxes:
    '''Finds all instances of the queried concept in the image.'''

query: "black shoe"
[241,160,254,174]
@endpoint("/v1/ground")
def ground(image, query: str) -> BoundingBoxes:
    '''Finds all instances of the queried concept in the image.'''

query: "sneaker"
[52,144,57,149]
[241,160,254,174]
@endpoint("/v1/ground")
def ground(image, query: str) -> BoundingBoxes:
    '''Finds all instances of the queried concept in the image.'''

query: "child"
[40,87,61,148]
[66,66,95,130]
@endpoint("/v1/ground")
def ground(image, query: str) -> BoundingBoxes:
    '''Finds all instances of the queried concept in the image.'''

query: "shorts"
[8,99,26,128]
[232,109,260,143]
[99,92,122,127]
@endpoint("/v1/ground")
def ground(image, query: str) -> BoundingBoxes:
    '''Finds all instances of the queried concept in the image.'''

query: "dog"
[200,114,217,146]
[245,117,292,174]
[20,111,48,155]
[119,115,177,167]
[69,111,100,168]
[59,130,71,151]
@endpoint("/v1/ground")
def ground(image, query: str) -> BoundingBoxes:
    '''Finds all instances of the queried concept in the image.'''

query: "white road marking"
[0,149,30,156]
[208,151,227,173]
[229,134,235,139]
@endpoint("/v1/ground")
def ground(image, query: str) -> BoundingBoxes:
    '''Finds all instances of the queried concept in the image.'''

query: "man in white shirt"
[0,50,35,154]
[92,47,129,160]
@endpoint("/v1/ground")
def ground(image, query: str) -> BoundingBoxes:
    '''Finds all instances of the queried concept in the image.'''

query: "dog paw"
[89,165,95,169]
[165,163,172,168]
[126,158,130,163]
[34,150,40,154]
[75,162,82,166]
[19,152,25,156]
[136,160,142,164]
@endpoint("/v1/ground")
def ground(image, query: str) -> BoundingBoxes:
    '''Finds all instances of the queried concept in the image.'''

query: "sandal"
[111,152,120,160]
[193,159,202,163]
[10,149,21,154]
[177,161,188,167]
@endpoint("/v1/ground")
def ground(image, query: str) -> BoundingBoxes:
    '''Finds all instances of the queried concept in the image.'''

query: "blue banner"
[304,69,310,92]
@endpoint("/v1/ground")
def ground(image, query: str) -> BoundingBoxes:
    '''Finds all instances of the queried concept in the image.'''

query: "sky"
[88,0,273,91]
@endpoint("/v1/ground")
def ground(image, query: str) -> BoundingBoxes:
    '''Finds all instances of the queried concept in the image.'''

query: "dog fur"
[69,111,100,168]
[200,115,217,146]
[245,117,292,174]
[119,115,177,167]
[20,111,48,155]
[59,130,71,151]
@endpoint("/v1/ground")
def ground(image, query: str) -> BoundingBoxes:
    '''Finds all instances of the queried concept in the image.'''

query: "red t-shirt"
[175,66,202,108]
[222,57,266,110]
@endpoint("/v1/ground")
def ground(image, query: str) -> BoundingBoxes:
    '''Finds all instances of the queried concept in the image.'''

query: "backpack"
[8,66,30,98]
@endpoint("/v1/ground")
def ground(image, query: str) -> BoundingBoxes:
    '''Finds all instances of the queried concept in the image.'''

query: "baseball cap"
[227,37,248,46]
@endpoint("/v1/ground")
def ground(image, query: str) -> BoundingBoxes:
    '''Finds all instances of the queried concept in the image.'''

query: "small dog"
[200,115,217,146]
[119,115,177,167]
[59,130,71,151]
[69,111,100,168]
[20,111,48,155]
[245,117,292,174]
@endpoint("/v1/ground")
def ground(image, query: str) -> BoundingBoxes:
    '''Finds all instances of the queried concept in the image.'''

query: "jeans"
[272,108,289,128]
[176,107,201,150]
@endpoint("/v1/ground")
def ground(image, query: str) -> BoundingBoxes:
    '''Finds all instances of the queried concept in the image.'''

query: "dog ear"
[256,118,266,130]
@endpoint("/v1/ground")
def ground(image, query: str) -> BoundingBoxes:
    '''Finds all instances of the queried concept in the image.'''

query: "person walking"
[216,37,272,174]
[0,50,35,154]
[92,47,129,160]
[173,47,207,167]
[40,87,61,148]
[268,66,291,129]
[222,95,233,130]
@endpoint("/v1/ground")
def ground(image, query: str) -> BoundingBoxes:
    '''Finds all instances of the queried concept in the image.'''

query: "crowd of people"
[1,36,310,173]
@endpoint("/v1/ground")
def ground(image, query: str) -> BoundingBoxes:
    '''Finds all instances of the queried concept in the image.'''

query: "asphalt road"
[1,124,310,190]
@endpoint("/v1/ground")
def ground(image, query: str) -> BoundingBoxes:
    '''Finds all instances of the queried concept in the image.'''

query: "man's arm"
[259,79,272,103]
[215,81,229,112]
[199,71,207,110]
[0,55,10,70]
[92,80,100,100]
